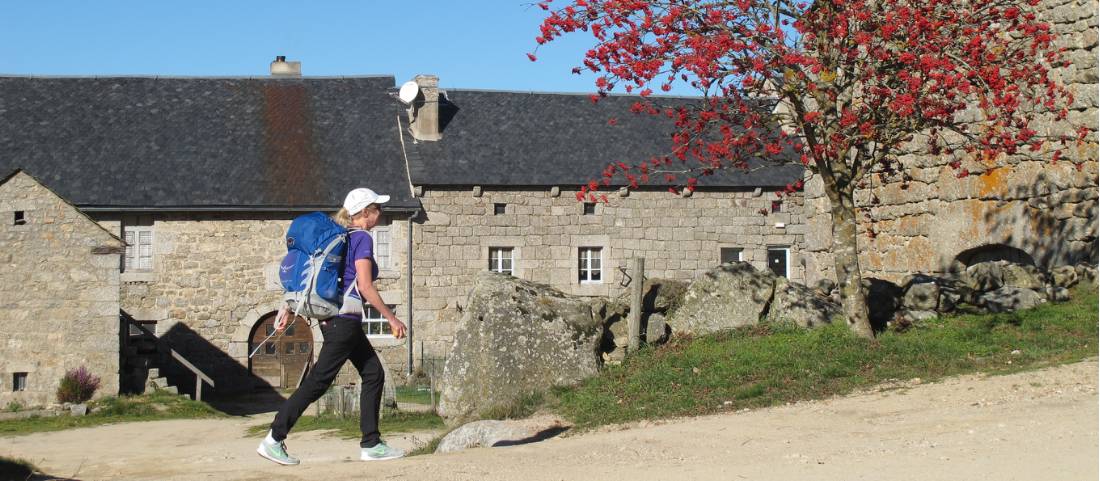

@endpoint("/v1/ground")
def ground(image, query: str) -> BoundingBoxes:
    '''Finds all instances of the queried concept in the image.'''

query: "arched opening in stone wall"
[952,244,1036,271]
[247,311,314,389]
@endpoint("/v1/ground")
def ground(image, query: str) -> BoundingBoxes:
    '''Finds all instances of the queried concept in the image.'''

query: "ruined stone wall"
[411,188,806,357]
[0,172,123,407]
[98,212,411,391]
[803,0,1099,285]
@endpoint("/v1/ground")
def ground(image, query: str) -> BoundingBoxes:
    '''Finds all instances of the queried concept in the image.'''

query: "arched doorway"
[249,312,314,389]
[953,244,1036,270]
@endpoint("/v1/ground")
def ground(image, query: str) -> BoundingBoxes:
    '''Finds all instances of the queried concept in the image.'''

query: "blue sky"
[0,0,691,94]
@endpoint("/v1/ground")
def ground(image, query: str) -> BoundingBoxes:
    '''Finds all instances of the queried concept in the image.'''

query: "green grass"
[0,391,224,436]
[395,386,437,405]
[553,282,1099,429]
[244,409,445,439]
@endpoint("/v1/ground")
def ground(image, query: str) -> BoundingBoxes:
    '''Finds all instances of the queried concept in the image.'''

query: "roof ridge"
[442,86,704,100]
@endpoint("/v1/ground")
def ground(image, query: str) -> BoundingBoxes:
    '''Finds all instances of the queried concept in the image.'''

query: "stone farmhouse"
[0,0,1094,406]
[0,65,805,404]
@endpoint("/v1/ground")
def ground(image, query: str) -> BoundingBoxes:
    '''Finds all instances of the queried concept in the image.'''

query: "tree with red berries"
[534,0,1085,338]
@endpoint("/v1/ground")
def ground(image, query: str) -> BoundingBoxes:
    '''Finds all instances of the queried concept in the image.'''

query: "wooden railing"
[122,314,216,401]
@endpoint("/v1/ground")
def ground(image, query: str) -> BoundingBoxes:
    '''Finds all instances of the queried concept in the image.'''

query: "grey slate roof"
[405,90,804,188]
[0,76,419,210]
[0,76,804,212]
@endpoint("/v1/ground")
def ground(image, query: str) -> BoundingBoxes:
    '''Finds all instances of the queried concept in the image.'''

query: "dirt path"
[4,360,1097,481]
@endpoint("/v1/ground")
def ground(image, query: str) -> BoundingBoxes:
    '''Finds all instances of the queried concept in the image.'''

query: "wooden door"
[250,313,314,388]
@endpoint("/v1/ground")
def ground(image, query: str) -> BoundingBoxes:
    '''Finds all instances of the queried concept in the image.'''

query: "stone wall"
[88,186,802,384]
[411,187,806,356]
[803,0,1099,285]
[96,212,412,391]
[0,172,123,407]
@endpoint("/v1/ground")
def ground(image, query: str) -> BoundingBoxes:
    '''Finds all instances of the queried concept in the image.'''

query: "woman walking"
[258,188,407,465]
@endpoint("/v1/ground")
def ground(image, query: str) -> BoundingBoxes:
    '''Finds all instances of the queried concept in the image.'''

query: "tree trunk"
[829,189,875,339]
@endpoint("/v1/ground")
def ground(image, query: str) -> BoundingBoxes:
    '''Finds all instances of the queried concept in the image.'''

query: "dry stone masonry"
[803,0,1099,285]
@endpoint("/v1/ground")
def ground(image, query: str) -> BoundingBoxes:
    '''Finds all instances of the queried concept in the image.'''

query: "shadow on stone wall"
[977,171,1098,270]
[157,322,286,416]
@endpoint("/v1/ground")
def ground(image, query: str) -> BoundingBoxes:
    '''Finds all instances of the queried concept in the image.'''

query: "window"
[285,325,295,336]
[578,247,603,283]
[720,247,743,264]
[13,211,25,226]
[12,372,27,391]
[372,223,391,269]
[123,225,154,272]
[583,203,597,215]
[493,203,507,215]
[771,200,783,213]
[299,342,310,353]
[767,247,790,278]
[264,342,276,355]
[285,342,294,354]
[265,325,275,336]
[363,305,397,337]
[489,247,514,275]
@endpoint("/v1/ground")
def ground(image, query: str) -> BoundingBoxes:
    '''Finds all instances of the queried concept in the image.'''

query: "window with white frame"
[720,247,744,264]
[372,223,391,270]
[363,304,398,337]
[123,225,154,272]
[489,247,514,275]
[578,247,603,283]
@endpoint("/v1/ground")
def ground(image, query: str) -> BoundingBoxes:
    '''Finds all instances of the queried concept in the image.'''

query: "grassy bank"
[0,391,224,436]
[554,282,1098,429]
[244,409,445,439]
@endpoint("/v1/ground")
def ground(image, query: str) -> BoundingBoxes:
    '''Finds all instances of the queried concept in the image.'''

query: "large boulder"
[667,262,777,335]
[437,272,603,423]
[977,287,1047,313]
[764,277,841,328]
[902,280,941,311]
[963,261,1005,291]
[1050,266,1079,288]
[1000,263,1046,290]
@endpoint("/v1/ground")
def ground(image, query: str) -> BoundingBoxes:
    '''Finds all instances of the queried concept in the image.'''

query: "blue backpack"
[278,212,348,320]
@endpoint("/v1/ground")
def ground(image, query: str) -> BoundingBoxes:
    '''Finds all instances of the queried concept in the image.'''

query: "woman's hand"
[388,318,407,339]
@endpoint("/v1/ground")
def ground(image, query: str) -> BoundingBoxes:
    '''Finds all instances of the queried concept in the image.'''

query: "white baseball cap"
[343,188,390,215]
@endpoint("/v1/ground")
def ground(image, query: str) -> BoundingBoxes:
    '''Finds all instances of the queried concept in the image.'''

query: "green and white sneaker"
[361,441,404,461]
[257,434,300,466]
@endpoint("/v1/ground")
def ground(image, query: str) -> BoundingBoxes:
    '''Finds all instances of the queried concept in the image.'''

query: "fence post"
[628,257,645,353]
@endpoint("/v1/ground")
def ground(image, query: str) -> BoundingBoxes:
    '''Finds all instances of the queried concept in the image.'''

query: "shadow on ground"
[492,426,571,447]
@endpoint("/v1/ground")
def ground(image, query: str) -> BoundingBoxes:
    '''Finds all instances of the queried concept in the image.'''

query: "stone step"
[149,377,169,389]
[147,368,160,379]
[162,385,179,395]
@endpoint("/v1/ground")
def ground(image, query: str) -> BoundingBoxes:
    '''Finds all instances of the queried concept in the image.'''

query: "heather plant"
[56,366,101,404]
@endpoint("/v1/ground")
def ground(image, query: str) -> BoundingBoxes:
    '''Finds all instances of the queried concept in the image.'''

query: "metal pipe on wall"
[406,211,416,376]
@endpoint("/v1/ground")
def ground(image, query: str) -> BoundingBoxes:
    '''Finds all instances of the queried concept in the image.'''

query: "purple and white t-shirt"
[344,229,380,298]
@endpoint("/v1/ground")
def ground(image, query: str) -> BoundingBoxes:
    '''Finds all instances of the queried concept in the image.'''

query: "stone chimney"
[408,74,442,141]
[270,56,302,77]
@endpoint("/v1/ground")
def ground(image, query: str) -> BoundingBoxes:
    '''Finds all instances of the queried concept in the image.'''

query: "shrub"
[56,366,101,404]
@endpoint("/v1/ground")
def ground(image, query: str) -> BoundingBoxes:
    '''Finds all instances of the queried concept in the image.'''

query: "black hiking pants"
[270,316,384,448]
